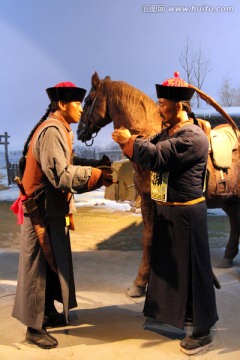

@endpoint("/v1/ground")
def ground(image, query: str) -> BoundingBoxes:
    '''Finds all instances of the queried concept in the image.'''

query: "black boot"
[180,331,212,355]
[25,327,58,349]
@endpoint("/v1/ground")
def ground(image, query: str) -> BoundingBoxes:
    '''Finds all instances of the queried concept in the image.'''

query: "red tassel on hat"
[54,82,77,88]
[162,72,189,87]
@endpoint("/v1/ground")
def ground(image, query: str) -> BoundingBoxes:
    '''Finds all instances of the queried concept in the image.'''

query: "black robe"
[131,124,218,333]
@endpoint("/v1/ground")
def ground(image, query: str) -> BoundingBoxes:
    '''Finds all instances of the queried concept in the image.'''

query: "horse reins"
[83,95,107,146]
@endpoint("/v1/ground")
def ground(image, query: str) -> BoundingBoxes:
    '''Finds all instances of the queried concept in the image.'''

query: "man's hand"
[100,154,111,167]
[112,127,131,144]
[73,154,111,168]
[101,169,115,187]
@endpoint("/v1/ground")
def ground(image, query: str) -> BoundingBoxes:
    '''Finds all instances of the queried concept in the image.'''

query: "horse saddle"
[210,124,238,169]
[197,120,238,197]
[210,124,239,197]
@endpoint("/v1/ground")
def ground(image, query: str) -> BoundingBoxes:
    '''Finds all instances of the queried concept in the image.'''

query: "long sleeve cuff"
[122,135,139,158]
[88,168,102,191]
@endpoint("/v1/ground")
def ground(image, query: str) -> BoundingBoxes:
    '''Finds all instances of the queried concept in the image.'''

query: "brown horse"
[77,72,240,296]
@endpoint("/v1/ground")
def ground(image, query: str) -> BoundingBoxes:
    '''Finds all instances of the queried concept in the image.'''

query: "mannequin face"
[158,98,179,126]
[58,101,83,124]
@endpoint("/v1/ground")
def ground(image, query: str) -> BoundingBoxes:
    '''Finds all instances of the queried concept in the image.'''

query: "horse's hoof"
[217,258,233,268]
[126,284,146,297]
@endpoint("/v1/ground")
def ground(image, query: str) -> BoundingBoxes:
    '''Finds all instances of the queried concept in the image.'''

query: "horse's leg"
[218,200,240,268]
[127,192,154,297]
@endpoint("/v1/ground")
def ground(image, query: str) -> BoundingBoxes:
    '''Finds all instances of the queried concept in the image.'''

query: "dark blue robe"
[131,124,218,333]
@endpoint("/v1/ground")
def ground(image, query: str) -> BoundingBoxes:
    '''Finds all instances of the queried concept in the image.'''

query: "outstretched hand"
[100,154,112,167]
[101,168,115,187]
[112,127,131,145]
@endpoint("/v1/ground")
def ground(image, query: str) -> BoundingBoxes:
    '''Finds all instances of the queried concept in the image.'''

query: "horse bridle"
[83,93,108,146]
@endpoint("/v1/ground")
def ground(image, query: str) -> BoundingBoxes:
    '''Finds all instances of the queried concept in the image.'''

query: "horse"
[77,72,240,297]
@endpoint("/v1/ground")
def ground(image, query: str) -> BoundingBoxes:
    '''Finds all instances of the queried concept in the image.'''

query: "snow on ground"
[0,167,225,216]
[74,189,132,212]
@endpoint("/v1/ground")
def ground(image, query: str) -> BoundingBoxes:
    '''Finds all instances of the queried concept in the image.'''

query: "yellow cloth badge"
[151,172,169,202]
[65,214,75,230]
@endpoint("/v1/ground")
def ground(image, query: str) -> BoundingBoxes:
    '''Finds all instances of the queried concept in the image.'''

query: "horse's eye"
[85,97,92,106]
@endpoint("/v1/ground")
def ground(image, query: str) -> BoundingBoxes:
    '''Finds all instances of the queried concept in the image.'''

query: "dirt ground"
[1,200,239,360]
[0,200,231,251]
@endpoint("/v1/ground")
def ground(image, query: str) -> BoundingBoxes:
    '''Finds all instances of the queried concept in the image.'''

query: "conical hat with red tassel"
[156,72,195,101]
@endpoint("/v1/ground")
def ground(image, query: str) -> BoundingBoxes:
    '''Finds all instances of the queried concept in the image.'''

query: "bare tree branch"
[179,38,212,107]
[179,36,194,84]
[218,77,236,106]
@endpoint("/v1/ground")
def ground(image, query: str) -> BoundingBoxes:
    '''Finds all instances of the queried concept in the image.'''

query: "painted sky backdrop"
[1,0,239,150]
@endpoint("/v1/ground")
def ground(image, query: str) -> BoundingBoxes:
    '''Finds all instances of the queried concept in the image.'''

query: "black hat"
[155,72,195,101]
[46,82,86,103]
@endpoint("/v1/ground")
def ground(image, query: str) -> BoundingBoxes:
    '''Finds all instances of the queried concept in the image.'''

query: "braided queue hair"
[18,101,59,178]
[180,101,199,126]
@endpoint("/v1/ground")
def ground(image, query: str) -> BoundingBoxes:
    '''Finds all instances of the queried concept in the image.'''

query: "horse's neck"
[112,110,162,138]
[106,89,161,137]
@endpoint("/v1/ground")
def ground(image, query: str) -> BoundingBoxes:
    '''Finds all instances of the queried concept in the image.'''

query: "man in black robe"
[112,72,218,355]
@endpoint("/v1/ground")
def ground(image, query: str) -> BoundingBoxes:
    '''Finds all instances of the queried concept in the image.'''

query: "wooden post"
[0,132,10,185]
[4,132,10,185]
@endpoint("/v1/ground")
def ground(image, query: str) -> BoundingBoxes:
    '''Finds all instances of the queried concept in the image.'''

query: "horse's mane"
[100,78,161,136]
[103,79,159,114]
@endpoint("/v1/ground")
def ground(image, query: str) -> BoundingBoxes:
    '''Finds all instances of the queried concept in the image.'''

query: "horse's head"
[77,72,112,145]
[77,71,163,145]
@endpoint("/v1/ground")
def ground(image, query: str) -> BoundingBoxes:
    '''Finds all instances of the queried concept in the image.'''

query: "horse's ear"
[104,75,111,80]
[92,72,100,89]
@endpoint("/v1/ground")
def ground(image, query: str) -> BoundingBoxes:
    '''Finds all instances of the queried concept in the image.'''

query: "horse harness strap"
[86,96,98,128]
[155,196,205,206]
[88,96,106,131]
[84,95,104,146]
